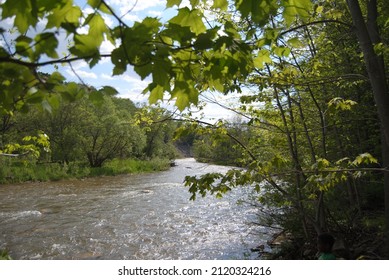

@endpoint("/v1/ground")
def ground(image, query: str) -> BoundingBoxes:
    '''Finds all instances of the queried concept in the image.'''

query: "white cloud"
[99,56,112,64]
[104,0,166,23]
[101,73,115,80]
[122,73,150,88]
[121,13,142,23]
[79,70,98,79]
[69,60,89,70]
[0,17,16,50]
[66,69,98,79]
[148,10,163,17]
[112,73,150,101]
[1,15,15,26]
[82,7,95,15]
[100,39,116,53]
[102,14,115,28]
[119,90,148,103]
[77,25,89,34]
[65,69,76,78]
[107,0,165,13]
[179,0,191,8]
[36,18,48,31]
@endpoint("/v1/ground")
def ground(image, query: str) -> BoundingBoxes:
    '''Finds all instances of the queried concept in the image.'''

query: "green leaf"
[316,158,330,169]
[86,13,108,45]
[41,99,52,114]
[236,0,277,25]
[175,93,189,111]
[2,0,38,33]
[170,81,198,110]
[47,94,61,111]
[134,64,153,80]
[328,97,357,111]
[0,46,8,57]
[89,90,105,106]
[111,47,127,75]
[88,0,101,8]
[190,0,200,7]
[26,92,44,104]
[100,86,118,96]
[46,72,65,89]
[212,0,228,10]
[58,82,84,101]
[36,0,61,11]
[223,21,241,39]
[282,0,312,26]
[171,82,190,111]
[148,84,164,104]
[236,0,254,19]
[169,8,206,35]
[140,17,162,34]
[15,35,33,59]
[253,49,272,68]
[194,27,219,49]
[287,37,303,48]
[47,1,81,28]
[316,5,324,14]
[152,59,172,87]
[273,46,291,57]
[352,153,378,166]
[166,0,182,8]
[88,0,111,14]
[70,34,99,57]
[34,32,59,59]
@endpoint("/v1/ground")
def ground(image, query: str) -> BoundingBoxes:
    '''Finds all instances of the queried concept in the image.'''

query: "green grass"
[0,250,12,260]
[89,158,170,176]
[0,157,171,184]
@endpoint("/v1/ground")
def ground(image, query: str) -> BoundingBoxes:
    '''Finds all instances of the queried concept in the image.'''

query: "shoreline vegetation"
[0,157,171,185]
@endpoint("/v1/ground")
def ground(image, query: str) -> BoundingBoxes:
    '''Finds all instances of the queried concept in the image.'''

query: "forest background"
[0,0,388,259]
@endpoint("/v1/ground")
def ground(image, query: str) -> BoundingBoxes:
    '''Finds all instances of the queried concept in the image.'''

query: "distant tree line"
[0,80,179,169]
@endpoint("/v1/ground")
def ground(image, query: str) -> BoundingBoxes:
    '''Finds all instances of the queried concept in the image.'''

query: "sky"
[0,0,238,121]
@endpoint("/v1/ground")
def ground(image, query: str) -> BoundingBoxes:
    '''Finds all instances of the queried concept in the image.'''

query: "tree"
[5,83,146,167]
[78,94,145,167]
[345,0,389,251]
[136,106,179,160]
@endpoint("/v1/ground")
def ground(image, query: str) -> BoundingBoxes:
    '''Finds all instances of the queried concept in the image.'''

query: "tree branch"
[279,20,352,37]
[0,54,111,68]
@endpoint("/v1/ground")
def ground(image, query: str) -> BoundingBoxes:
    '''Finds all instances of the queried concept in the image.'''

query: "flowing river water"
[0,158,269,260]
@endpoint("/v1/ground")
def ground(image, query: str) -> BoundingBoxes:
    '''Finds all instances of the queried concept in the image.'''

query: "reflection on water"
[0,158,267,259]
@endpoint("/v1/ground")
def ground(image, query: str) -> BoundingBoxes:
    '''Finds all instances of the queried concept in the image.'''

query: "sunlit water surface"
[0,158,269,259]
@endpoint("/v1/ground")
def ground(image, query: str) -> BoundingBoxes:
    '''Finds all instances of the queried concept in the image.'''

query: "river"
[0,158,269,259]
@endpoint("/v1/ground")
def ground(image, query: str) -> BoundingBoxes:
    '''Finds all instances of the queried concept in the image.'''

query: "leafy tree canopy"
[0,0,314,113]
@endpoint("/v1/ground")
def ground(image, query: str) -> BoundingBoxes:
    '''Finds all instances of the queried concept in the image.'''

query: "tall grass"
[89,158,171,176]
[0,157,171,184]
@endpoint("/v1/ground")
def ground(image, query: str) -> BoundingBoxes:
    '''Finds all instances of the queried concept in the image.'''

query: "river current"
[0,158,269,259]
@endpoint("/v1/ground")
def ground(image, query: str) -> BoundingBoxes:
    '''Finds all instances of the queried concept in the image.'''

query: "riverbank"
[253,225,388,260]
[0,157,171,184]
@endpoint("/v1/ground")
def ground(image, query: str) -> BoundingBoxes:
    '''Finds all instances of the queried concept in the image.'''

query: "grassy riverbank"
[0,157,171,184]
[0,250,12,260]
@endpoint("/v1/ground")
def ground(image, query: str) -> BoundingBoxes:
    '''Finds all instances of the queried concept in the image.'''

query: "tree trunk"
[346,0,389,255]
[382,125,389,254]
